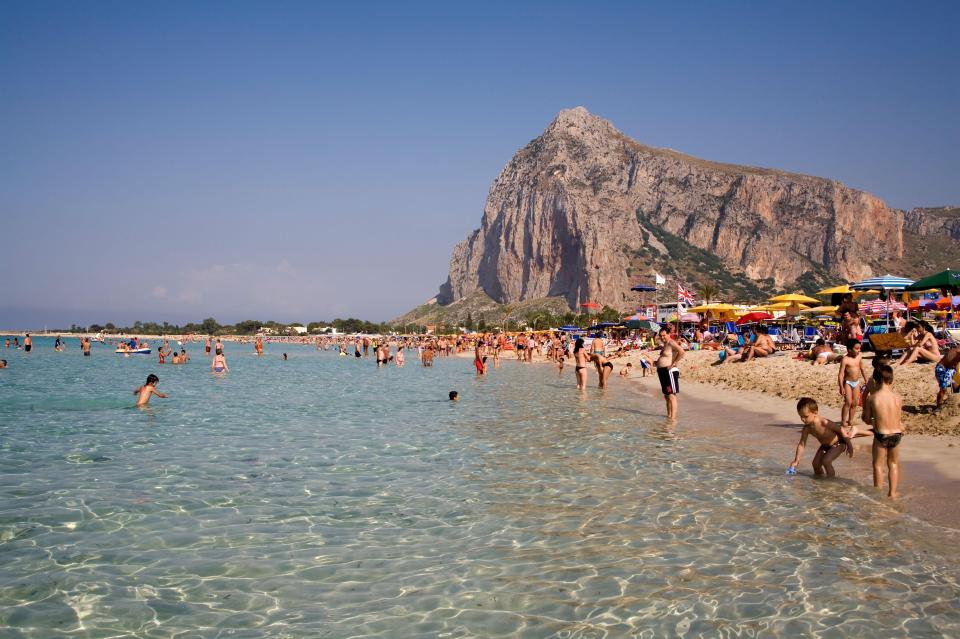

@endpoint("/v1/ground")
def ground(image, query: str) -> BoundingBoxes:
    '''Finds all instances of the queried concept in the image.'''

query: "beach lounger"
[801,326,820,347]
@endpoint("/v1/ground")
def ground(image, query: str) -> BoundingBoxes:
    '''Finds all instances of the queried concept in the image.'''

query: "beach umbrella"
[905,269,960,295]
[800,305,839,314]
[816,284,879,300]
[624,319,661,331]
[907,298,937,311]
[679,312,700,322]
[559,325,581,332]
[851,275,915,291]
[860,299,907,315]
[768,293,820,305]
[630,284,657,292]
[935,296,960,310]
[816,284,855,295]
[736,311,773,325]
[580,302,601,310]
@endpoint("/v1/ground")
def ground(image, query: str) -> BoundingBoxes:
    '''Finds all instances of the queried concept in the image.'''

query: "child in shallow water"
[134,374,168,407]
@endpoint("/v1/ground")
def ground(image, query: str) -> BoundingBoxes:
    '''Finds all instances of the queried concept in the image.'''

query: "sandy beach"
[615,348,960,437]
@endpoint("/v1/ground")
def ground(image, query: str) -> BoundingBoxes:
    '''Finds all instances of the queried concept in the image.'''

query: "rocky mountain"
[407,107,957,322]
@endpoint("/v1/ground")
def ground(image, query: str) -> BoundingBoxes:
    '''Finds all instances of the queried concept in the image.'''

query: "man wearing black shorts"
[655,328,684,421]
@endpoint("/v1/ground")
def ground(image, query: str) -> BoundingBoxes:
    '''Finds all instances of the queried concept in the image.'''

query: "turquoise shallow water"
[1,336,959,638]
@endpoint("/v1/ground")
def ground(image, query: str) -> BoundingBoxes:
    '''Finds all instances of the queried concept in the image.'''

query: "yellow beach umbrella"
[815,284,854,295]
[687,303,738,312]
[815,284,878,297]
[800,305,839,314]
[768,293,820,304]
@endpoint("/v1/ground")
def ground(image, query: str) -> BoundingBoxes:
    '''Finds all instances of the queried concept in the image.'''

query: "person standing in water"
[573,338,589,390]
[23,334,32,353]
[655,328,684,421]
[211,350,228,374]
[81,336,91,357]
[134,374,168,407]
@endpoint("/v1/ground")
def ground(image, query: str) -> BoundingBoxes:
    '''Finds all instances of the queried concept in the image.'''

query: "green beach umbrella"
[905,269,960,295]
[624,319,661,331]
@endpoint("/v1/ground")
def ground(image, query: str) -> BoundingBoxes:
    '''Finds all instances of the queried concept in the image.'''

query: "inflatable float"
[115,348,152,355]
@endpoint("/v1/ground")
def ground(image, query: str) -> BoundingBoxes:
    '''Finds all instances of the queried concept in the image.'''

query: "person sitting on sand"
[897,322,940,366]
[619,362,633,377]
[810,339,836,365]
[740,326,775,362]
[838,339,868,428]
[935,345,960,409]
[134,374,168,407]
[788,397,853,478]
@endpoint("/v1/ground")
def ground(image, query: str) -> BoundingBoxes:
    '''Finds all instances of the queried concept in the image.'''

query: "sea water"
[1,337,958,638]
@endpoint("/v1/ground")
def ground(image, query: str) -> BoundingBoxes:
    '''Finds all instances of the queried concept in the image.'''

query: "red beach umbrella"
[735,312,773,326]
[580,302,601,309]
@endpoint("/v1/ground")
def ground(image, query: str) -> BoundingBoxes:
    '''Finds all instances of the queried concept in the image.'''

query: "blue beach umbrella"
[630,284,657,292]
[851,275,915,291]
[851,274,914,329]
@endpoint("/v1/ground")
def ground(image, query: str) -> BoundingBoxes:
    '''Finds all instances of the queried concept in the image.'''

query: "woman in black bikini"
[573,338,589,390]
[591,352,614,389]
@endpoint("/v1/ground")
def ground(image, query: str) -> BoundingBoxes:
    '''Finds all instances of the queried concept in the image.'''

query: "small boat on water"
[115,347,151,355]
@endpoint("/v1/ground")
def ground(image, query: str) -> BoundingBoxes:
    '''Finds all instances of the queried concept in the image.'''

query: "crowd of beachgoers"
[4,310,958,500]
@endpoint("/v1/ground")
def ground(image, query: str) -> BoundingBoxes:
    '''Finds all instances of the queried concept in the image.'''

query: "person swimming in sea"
[134,374,168,406]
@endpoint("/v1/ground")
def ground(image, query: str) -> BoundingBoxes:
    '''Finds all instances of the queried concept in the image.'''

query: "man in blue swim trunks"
[935,345,960,409]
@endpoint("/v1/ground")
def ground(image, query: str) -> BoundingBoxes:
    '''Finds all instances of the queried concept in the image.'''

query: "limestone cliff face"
[438,107,908,309]
[903,207,960,240]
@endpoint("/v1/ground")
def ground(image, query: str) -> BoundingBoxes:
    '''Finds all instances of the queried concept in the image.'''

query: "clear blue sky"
[2,1,957,328]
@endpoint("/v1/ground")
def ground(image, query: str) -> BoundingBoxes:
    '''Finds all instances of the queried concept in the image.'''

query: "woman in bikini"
[211,351,229,374]
[896,322,941,366]
[591,352,614,389]
[573,338,589,390]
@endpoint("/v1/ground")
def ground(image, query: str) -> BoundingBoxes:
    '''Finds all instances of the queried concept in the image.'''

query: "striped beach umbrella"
[859,299,907,315]
[851,275,915,291]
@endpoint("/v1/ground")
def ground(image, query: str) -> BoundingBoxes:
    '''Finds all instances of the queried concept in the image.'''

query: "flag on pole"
[677,283,695,305]
[655,273,666,285]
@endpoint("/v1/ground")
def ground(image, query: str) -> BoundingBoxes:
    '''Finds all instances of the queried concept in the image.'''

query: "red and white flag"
[677,283,695,305]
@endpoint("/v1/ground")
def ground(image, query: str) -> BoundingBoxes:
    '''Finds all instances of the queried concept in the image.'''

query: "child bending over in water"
[134,374,168,407]
[789,397,853,478]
